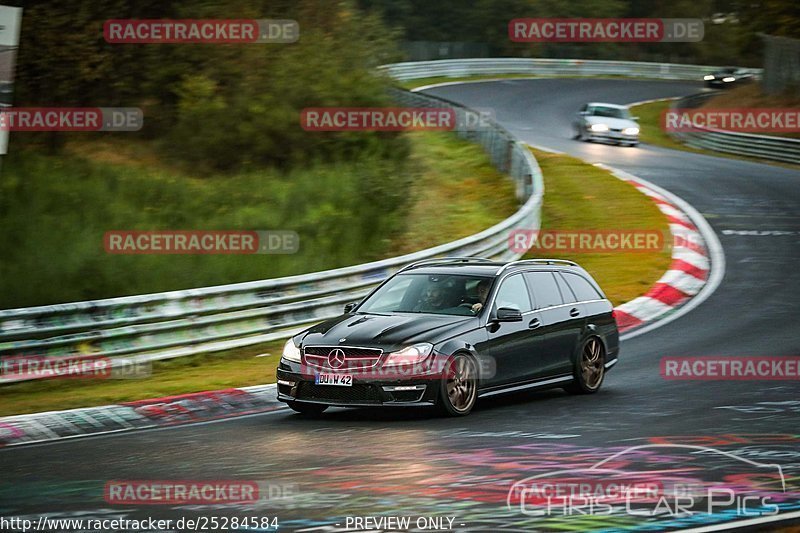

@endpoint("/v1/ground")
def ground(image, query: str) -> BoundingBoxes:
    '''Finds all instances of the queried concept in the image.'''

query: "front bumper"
[705,79,733,87]
[276,361,441,407]
[586,129,638,144]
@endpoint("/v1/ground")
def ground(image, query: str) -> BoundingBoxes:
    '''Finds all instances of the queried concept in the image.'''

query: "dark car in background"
[703,67,754,88]
[277,257,620,416]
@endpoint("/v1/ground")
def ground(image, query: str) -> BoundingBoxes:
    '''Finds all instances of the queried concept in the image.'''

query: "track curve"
[1,78,799,532]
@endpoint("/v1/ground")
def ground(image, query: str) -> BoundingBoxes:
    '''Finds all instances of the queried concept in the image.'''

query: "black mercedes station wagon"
[276,257,619,416]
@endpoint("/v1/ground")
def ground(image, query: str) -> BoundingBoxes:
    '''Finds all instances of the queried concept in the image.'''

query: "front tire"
[564,337,605,394]
[437,353,478,416]
[287,401,328,415]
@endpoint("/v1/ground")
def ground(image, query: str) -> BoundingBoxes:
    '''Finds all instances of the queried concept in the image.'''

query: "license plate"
[315,373,353,386]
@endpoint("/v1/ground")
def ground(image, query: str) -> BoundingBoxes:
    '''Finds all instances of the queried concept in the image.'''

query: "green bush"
[11,0,405,171]
[0,148,413,308]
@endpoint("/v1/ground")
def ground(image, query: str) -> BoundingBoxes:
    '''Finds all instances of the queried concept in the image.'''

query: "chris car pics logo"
[507,444,788,518]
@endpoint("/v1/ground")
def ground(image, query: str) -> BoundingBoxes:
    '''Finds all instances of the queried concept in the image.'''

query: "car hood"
[585,116,637,129]
[299,312,477,350]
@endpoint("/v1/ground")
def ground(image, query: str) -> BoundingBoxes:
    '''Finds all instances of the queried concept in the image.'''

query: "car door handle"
[569,308,581,317]
[528,318,541,329]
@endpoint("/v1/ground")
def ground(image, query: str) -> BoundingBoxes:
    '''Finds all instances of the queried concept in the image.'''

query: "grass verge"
[0,341,285,417]
[527,148,672,306]
[391,132,517,253]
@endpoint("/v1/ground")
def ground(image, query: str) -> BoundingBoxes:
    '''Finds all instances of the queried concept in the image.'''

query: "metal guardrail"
[0,87,543,383]
[668,92,800,165]
[379,58,762,82]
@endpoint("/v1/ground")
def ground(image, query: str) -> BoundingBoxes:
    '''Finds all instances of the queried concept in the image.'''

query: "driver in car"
[416,285,448,312]
[470,279,491,314]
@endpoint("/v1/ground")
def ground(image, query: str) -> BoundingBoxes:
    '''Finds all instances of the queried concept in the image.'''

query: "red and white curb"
[594,164,725,339]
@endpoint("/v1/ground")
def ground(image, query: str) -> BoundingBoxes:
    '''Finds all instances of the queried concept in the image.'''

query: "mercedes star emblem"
[328,348,346,369]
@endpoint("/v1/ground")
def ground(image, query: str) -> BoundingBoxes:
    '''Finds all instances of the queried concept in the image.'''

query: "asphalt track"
[1,79,799,532]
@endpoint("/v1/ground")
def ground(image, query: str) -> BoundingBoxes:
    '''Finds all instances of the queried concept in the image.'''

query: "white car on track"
[573,102,639,146]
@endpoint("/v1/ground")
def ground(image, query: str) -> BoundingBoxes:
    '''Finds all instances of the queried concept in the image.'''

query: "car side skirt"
[477,357,619,398]
[478,374,573,398]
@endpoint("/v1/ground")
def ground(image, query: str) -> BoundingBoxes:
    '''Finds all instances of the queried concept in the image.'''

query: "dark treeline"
[10,0,406,171]
[358,0,800,65]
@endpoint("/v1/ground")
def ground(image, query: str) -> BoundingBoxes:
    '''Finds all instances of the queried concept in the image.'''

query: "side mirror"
[495,307,523,322]
[343,302,358,313]
[579,111,589,116]
[631,116,640,121]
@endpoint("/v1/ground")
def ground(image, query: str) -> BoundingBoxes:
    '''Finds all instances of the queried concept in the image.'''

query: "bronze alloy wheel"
[439,354,478,416]
[581,337,605,390]
[565,337,606,394]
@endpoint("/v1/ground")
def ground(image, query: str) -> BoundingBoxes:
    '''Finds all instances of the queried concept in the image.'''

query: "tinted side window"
[564,272,602,301]
[525,272,563,309]
[555,272,577,303]
[494,274,532,312]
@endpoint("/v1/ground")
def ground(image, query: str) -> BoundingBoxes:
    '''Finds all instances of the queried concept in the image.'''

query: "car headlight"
[703,75,715,81]
[383,343,433,367]
[590,123,609,132]
[723,77,735,82]
[623,127,639,135]
[282,338,302,363]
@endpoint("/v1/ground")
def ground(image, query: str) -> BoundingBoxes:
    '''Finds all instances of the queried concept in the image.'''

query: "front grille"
[303,346,383,371]
[610,128,622,132]
[297,382,382,404]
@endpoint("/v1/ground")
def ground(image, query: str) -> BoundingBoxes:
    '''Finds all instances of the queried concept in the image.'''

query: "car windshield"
[357,273,494,316]
[590,106,630,119]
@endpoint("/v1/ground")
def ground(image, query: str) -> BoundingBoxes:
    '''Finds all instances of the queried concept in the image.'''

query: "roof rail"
[397,256,496,274]
[496,258,578,276]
